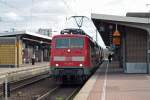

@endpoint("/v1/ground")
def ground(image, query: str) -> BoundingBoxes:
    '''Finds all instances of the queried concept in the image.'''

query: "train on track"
[50,28,104,82]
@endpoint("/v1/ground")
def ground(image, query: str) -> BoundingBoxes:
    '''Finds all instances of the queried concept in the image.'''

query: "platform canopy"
[0,31,52,40]
[91,13,149,46]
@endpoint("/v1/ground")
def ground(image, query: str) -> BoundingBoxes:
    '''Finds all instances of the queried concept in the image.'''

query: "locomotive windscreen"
[55,38,84,48]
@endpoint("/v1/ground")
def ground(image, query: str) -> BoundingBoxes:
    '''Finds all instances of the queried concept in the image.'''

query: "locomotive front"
[50,34,91,81]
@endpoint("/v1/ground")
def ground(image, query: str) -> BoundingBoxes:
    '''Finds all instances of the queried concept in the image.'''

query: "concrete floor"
[74,61,150,100]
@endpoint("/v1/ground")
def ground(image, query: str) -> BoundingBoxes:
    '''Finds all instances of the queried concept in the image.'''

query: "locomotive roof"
[53,34,89,38]
[60,28,86,35]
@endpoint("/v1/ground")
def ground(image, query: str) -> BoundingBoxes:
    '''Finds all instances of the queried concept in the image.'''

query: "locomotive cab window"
[70,38,84,48]
[55,38,69,48]
[55,37,84,48]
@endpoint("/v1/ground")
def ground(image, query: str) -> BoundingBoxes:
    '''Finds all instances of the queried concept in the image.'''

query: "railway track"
[0,74,52,100]
[37,84,81,100]
[36,86,59,100]
[0,73,83,100]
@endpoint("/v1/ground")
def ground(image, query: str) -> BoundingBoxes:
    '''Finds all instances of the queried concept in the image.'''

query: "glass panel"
[55,38,69,48]
[55,38,84,48]
[70,38,84,48]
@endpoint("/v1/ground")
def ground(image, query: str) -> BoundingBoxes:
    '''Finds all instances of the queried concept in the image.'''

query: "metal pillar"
[41,50,43,62]
[16,36,20,68]
[122,28,126,73]
[4,78,8,100]
[147,28,150,74]
[3,75,10,100]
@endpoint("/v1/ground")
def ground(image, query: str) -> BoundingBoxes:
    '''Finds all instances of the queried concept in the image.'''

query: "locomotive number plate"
[65,57,72,61]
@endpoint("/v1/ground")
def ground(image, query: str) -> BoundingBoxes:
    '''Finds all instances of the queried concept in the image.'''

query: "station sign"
[112,30,121,45]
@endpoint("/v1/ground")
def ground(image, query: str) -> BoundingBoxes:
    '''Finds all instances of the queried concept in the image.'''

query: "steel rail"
[36,86,60,100]
[65,87,81,100]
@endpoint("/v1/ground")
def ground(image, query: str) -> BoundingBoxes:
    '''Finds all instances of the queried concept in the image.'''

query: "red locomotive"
[50,29,103,82]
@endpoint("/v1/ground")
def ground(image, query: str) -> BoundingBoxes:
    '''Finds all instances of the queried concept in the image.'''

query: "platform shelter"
[0,31,51,67]
[91,13,150,73]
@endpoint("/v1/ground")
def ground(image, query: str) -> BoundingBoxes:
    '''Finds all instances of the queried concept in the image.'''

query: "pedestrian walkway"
[20,61,49,67]
[0,62,49,84]
[74,61,150,100]
[0,62,49,75]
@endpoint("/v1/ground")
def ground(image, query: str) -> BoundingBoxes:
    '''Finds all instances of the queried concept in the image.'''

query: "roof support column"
[147,28,150,74]
[16,35,21,68]
[122,28,126,73]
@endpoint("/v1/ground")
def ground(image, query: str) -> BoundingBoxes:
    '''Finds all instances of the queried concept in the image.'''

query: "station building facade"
[0,31,51,67]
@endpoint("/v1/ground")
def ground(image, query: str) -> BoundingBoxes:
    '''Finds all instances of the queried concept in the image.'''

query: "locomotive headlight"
[56,64,59,67]
[79,64,83,67]
[67,49,71,52]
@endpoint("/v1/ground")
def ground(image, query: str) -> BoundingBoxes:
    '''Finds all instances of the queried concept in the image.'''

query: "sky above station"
[0,0,150,47]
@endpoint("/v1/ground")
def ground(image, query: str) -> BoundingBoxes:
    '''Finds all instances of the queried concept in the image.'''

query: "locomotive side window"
[55,38,69,48]
[70,38,84,48]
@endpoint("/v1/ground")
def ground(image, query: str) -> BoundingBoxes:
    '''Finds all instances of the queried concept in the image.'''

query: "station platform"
[74,61,150,100]
[0,62,49,84]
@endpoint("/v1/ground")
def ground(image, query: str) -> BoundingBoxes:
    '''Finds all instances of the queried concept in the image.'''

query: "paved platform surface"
[74,61,150,100]
[0,62,49,84]
[0,62,49,75]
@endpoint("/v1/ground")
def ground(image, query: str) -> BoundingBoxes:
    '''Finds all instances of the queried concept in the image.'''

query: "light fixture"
[56,64,59,66]
[79,64,83,67]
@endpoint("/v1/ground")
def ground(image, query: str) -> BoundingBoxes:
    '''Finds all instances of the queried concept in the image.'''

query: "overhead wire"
[62,0,78,27]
